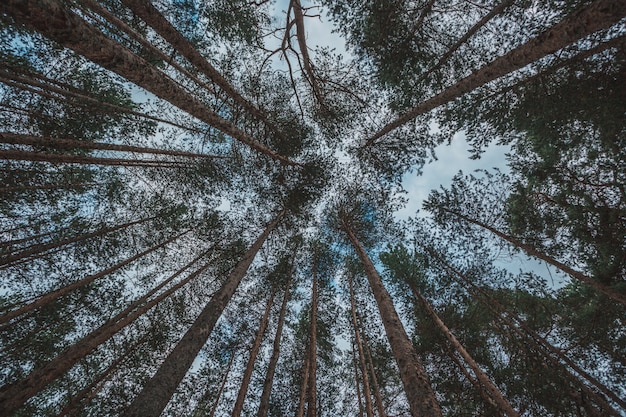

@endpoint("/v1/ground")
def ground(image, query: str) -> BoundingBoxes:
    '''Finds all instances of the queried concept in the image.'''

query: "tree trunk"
[118,0,284,140]
[0,149,189,167]
[353,340,365,417]
[445,348,500,413]
[342,222,443,417]
[0,132,228,160]
[257,271,293,417]
[0,216,154,268]
[0,229,191,325]
[205,348,237,417]
[409,284,519,416]
[232,289,276,417]
[364,0,626,145]
[306,257,318,417]
[1,0,299,166]
[427,247,625,415]
[0,249,213,415]
[441,207,626,305]
[349,273,375,417]
[362,320,387,417]
[123,210,284,417]
[296,344,310,417]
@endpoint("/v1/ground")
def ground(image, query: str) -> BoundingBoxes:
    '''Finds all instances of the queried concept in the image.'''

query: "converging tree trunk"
[341,221,443,417]
[232,289,276,417]
[364,0,626,145]
[349,273,374,417]
[306,256,318,417]
[123,210,284,417]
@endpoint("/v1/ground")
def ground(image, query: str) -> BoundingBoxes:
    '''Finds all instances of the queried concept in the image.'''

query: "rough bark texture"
[365,0,626,145]
[410,285,519,417]
[1,0,299,166]
[0,132,227,159]
[343,223,443,417]
[350,274,375,417]
[0,251,211,415]
[0,229,190,325]
[232,290,276,417]
[442,207,626,305]
[123,211,284,417]
[1,216,153,268]
[258,273,293,417]
[306,259,318,417]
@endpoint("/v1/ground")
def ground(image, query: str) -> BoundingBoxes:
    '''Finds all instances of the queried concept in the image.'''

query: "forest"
[0,0,625,416]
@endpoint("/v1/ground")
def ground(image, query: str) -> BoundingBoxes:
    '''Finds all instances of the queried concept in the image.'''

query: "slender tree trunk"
[296,343,310,417]
[364,0,626,145]
[118,0,284,139]
[427,247,625,415]
[0,229,190,325]
[353,340,365,417]
[409,285,519,416]
[1,216,154,268]
[341,222,443,417]
[0,149,189,167]
[291,0,326,110]
[361,317,387,417]
[206,349,237,417]
[349,274,375,417]
[232,289,276,417]
[445,348,500,413]
[0,249,213,415]
[0,132,227,160]
[123,211,284,417]
[1,0,299,166]
[257,271,293,417]
[306,258,318,417]
[440,207,626,305]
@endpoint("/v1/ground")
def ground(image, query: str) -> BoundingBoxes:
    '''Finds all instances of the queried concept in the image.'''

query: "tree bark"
[1,0,300,166]
[362,318,387,417]
[364,0,626,145]
[123,210,284,417]
[409,285,519,416]
[0,132,227,160]
[441,207,626,305]
[296,343,310,417]
[1,216,154,268]
[349,273,375,417]
[232,289,276,417]
[0,229,190,325]
[0,249,213,415]
[342,222,443,417]
[353,339,365,417]
[257,271,293,417]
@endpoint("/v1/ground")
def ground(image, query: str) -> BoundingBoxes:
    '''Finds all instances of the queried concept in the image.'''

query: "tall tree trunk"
[258,271,293,417]
[353,340,365,417]
[364,0,626,145]
[362,317,387,417]
[0,229,191,325]
[206,349,237,417]
[0,249,213,415]
[445,348,500,413]
[349,273,375,417]
[306,257,318,417]
[408,285,519,417]
[341,222,443,417]
[1,216,154,268]
[123,210,284,417]
[427,247,625,415]
[1,0,299,166]
[0,132,227,160]
[232,289,276,417]
[296,344,310,417]
[440,207,626,305]
[118,0,283,139]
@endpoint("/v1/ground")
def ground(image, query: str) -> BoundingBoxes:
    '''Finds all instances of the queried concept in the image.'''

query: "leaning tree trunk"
[363,332,387,417]
[409,284,519,417]
[341,221,443,417]
[0,249,213,415]
[0,0,299,166]
[232,289,276,417]
[349,273,375,417]
[364,0,626,145]
[440,207,626,305]
[0,229,191,325]
[206,349,236,417]
[123,210,284,417]
[296,344,311,417]
[258,270,293,417]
